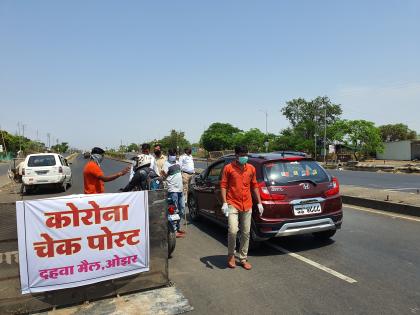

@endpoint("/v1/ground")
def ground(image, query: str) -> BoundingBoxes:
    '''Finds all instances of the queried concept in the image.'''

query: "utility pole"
[47,133,51,149]
[260,109,269,152]
[323,107,327,163]
[17,122,22,152]
[259,109,268,135]
[314,133,318,161]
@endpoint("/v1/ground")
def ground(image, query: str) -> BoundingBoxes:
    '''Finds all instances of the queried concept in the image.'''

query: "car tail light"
[325,177,340,197]
[168,205,176,215]
[258,182,286,201]
[22,168,25,175]
[59,166,63,173]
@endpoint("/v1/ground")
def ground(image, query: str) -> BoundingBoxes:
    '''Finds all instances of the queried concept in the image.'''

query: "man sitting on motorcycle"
[121,154,160,192]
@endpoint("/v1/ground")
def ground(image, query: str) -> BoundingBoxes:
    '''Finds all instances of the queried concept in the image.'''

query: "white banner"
[16,191,149,294]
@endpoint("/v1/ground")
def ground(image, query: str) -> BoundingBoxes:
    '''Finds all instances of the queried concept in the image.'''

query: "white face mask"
[168,155,177,162]
[91,153,104,165]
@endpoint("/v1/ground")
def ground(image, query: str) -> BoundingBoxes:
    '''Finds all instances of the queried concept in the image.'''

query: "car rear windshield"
[263,160,329,185]
[27,155,56,167]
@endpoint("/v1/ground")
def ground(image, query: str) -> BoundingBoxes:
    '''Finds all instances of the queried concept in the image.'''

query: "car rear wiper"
[286,179,318,186]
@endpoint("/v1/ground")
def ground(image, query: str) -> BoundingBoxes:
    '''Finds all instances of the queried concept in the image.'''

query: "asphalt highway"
[195,160,420,194]
[2,156,419,314]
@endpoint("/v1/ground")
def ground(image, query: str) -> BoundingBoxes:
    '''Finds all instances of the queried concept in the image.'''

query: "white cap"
[137,154,152,168]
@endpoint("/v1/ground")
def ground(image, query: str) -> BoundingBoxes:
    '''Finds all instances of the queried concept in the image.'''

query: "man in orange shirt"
[83,147,130,194]
[220,145,263,270]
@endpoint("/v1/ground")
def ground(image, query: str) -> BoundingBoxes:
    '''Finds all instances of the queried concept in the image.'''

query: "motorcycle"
[167,196,181,258]
[120,173,178,258]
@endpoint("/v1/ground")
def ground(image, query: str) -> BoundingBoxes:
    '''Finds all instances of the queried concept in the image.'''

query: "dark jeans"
[168,191,184,231]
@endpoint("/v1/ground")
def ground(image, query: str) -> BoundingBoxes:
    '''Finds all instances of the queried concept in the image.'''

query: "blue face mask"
[238,156,248,165]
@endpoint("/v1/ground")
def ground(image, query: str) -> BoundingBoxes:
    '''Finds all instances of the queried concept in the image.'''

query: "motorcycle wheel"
[168,227,176,258]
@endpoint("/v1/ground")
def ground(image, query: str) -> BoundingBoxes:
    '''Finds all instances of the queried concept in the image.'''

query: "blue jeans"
[168,192,184,231]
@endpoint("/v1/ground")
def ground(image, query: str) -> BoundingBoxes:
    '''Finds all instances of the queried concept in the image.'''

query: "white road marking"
[266,243,357,284]
[345,204,420,222]
[384,188,419,191]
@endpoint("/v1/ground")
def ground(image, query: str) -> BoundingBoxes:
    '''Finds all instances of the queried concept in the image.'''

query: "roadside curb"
[66,153,79,162]
[105,155,132,164]
[342,195,420,218]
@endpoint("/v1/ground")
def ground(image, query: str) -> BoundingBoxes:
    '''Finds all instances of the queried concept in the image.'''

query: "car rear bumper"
[22,175,66,185]
[254,212,342,240]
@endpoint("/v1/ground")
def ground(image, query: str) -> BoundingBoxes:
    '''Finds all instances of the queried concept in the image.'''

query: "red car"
[187,152,342,247]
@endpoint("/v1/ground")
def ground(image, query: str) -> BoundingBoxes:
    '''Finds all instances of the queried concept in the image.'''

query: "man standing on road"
[162,148,185,238]
[220,145,263,270]
[83,147,130,194]
[140,143,160,175]
[179,147,195,205]
[153,143,167,176]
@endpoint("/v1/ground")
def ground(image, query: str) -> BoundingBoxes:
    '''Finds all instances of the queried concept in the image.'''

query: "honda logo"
[302,183,310,190]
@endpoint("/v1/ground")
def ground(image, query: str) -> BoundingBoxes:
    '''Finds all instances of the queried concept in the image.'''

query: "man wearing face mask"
[220,145,263,270]
[83,147,130,194]
[153,143,167,176]
[161,148,185,238]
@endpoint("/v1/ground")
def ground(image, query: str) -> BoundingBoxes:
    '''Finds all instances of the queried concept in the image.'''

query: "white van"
[22,153,72,193]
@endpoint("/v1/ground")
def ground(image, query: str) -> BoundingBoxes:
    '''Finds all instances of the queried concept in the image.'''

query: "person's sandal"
[227,255,236,268]
[240,261,252,270]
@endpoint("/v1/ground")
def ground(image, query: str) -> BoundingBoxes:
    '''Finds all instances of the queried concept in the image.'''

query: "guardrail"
[0,190,169,314]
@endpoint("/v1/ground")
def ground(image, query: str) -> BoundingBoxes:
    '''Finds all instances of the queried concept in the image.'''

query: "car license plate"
[293,203,322,216]
[168,214,180,221]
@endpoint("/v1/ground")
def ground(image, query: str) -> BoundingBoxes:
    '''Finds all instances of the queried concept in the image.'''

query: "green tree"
[379,123,417,142]
[233,128,268,152]
[330,120,384,160]
[281,96,342,143]
[158,130,191,152]
[200,123,242,151]
[51,142,69,153]
[127,143,139,152]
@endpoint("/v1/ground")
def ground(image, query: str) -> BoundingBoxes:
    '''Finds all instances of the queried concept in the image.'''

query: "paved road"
[170,206,420,314]
[329,169,420,194]
[0,162,9,176]
[2,157,419,314]
[194,160,420,194]
[19,154,130,200]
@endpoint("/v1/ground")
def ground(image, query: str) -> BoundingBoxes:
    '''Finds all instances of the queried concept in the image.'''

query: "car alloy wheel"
[188,195,200,222]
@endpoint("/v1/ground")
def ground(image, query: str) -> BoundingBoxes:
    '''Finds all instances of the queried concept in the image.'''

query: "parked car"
[187,152,342,248]
[83,151,91,159]
[21,153,72,194]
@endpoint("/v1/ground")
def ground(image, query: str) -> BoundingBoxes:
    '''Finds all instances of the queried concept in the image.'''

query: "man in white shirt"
[178,147,195,204]
[139,143,159,175]
[162,148,185,238]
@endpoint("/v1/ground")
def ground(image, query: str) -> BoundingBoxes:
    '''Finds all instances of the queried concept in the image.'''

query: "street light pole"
[259,109,269,152]
[324,107,327,163]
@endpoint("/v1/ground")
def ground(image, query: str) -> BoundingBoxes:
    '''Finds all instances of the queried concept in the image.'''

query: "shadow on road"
[189,213,336,257]
[200,255,228,270]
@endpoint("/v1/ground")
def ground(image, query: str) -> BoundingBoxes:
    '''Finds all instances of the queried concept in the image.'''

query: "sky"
[1,1,419,149]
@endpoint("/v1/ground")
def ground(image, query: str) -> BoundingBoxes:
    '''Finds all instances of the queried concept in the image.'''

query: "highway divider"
[341,185,420,217]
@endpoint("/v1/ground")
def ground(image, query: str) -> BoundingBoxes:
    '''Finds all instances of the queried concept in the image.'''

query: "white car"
[22,153,72,193]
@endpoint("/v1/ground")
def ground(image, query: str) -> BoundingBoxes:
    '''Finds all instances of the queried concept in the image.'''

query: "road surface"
[2,156,419,314]
[19,154,130,200]
[194,160,420,194]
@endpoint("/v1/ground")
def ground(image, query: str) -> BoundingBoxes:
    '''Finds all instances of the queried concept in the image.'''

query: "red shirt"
[220,161,258,211]
[83,161,104,194]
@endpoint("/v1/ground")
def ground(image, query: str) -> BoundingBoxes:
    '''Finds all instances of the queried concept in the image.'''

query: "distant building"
[377,140,420,161]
